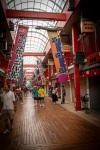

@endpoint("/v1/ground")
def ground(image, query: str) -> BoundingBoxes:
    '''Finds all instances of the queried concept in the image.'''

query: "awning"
[80,62,100,71]
[68,62,100,75]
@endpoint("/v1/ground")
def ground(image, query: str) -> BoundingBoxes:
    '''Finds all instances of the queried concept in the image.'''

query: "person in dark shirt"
[61,86,66,104]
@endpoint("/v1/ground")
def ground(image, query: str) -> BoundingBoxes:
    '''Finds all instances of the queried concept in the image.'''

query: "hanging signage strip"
[8,25,28,81]
[37,61,44,84]
[48,31,68,83]
[9,25,29,73]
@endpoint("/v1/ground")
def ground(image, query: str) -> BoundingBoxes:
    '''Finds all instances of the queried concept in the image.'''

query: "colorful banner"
[9,25,28,73]
[37,60,44,83]
[8,25,28,80]
[48,31,68,83]
[18,63,23,85]
[34,69,39,85]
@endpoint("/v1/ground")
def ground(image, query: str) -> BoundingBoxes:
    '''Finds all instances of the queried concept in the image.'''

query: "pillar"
[72,24,81,111]
[48,65,51,87]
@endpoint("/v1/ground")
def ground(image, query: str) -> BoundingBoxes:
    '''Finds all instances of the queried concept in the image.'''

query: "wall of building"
[66,77,87,109]
[80,77,87,95]
[89,75,100,112]
[61,81,70,102]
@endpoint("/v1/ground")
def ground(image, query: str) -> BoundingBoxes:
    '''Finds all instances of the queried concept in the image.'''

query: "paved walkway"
[55,97,100,127]
[0,93,100,150]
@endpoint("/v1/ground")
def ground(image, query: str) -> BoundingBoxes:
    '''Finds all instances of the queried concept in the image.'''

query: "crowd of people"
[0,84,45,134]
[0,83,66,134]
[0,84,32,134]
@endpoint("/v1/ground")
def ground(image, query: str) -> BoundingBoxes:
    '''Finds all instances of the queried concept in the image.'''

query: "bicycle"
[80,94,89,114]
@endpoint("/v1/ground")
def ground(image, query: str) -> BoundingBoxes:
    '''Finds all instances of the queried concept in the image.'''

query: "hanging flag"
[48,31,68,83]
[8,25,28,74]
[37,60,44,84]
[34,69,39,85]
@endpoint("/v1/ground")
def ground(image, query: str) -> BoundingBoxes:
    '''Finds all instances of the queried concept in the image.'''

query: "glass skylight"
[6,0,66,72]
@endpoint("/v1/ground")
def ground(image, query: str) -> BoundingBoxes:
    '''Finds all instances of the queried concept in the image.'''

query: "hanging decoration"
[8,25,29,81]
[37,60,44,85]
[34,68,39,85]
[48,31,68,83]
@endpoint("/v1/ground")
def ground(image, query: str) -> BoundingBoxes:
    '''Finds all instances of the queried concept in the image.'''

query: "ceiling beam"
[6,9,66,21]
[25,72,34,74]
[23,52,45,57]
[23,64,38,68]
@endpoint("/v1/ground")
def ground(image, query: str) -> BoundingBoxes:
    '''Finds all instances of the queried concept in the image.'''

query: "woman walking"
[52,87,58,104]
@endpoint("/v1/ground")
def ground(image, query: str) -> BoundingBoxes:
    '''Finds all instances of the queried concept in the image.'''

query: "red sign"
[86,51,100,65]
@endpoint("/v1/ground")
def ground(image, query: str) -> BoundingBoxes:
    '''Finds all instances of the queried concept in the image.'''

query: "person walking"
[32,86,38,107]
[61,86,66,104]
[19,87,24,104]
[23,87,27,97]
[1,84,17,134]
[48,87,52,98]
[38,85,45,107]
[52,87,58,104]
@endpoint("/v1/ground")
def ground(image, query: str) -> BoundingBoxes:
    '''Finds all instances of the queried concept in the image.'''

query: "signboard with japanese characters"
[61,44,70,52]
[80,20,94,33]
[86,51,100,65]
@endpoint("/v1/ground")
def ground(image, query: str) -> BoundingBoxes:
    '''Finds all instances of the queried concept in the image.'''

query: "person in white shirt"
[1,84,17,134]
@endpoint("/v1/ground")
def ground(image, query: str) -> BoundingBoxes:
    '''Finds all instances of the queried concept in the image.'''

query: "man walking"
[61,86,66,104]
[32,86,38,107]
[1,84,17,134]
[38,85,45,107]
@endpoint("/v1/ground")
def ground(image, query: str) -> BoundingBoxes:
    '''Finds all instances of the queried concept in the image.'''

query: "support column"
[72,24,81,111]
[48,65,51,87]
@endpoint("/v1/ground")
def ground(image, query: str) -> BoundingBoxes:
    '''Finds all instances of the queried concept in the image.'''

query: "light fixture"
[35,26,63,31]
[67,0,75,11]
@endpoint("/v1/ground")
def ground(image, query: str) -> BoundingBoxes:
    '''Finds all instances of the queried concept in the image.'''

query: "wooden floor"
[0,93,100,150]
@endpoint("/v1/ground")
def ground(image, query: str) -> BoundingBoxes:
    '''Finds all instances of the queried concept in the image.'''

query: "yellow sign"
[62,44,70,52]
[48,31,58,41]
